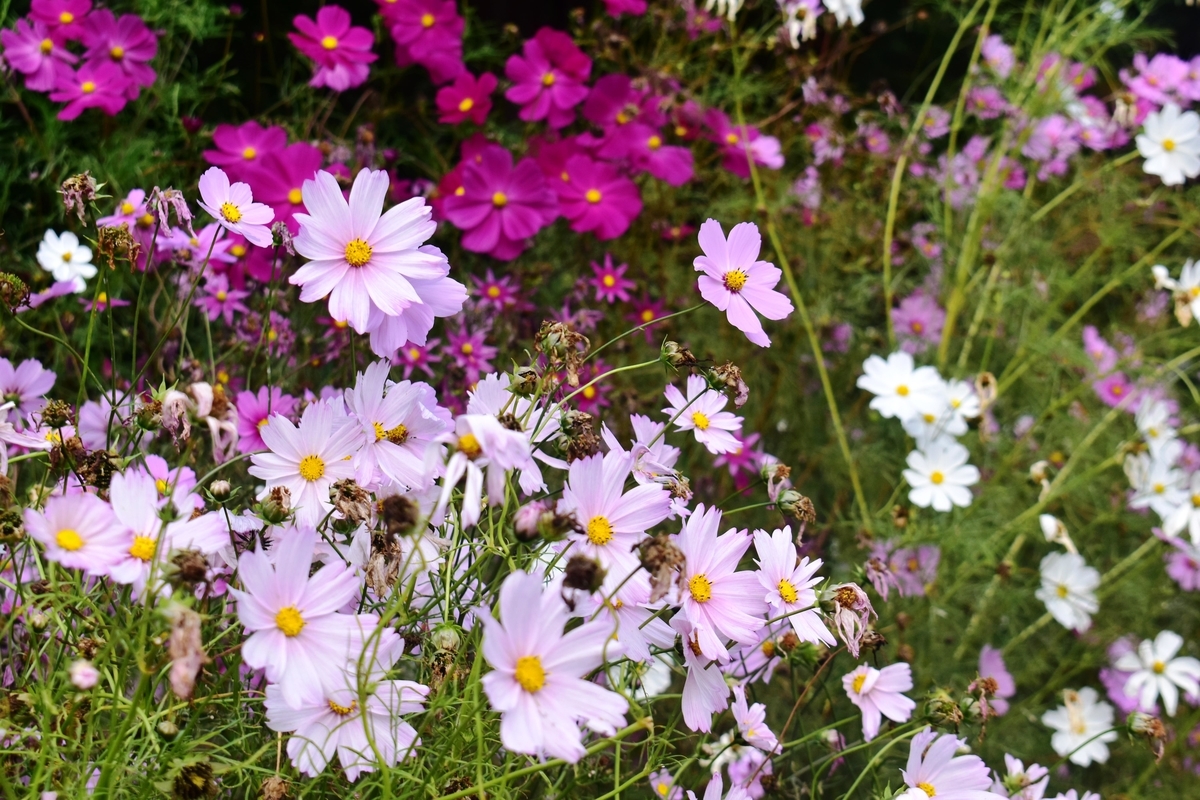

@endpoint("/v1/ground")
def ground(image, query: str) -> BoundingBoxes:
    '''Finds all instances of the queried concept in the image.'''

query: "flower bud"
[661,340,697,369]
[777,489,816,523]
[508,366,541,397]
[563,555,606,594]
[430,624,462,653]
[69,659,99,690]
[0,273,30,311]
[514,501,548,541]
[209,480,232,502]
[259,486,292,525]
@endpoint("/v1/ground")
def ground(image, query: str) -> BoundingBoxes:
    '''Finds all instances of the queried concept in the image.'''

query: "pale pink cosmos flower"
[248,399,364,528]
[577,569,675,664]
[69,659,100,689]
[663,374,743,454]
[672,504,765,663]
[557,450,671,575]
[731,684,778,752]
[843,662,916,741]
[693,219,793,347]
[479,571,629,763]
[467,373,564,495]
[230,527,378,709]
[900,728,1005,800]
[24,492,125,575]
[196,167,274,247]
[677,618,731,732]
[687,773,753,800]
[752,527,835,646]
[434,414,535,527]
[291,168,452,335]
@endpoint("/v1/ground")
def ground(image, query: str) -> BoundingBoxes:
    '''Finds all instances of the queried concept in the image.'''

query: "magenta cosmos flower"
[50,60,128,120]
[80,10,157,99]
[0,18,78,92]
[197,167,275,248]
[235,386,297,454]
[443,145,558,260]
[704,109,784,178]
[672,504,765,663]
[505,27,592,129]
[384,0,465,85]
[288,5,377,92]
[436,71,497,125]
[203,120,288,178]
[843,662,915,741]
[590,253,635,303]
[30,0,91,43]
[480,571,629,763]
[694,219,794,347]
[557,154,642,240]
[290,168,451,333]
[243,142,324,232]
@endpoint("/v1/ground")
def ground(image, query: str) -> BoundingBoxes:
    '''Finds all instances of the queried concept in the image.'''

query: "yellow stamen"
[421,12,435,27]
[688,574,712,603]
[458,433,481,458]
[298,455,325,481]
[328,698,357,715]
[723,269,747,292]
[220,202,242,223]
[492,191,508,207]
[1163,138,1176,152]
[321,35,338,50]
[929,471,945,485]
[275,606,305,636]
[691,411,710,430]
[587,516,614,546]
[778,578,798,604]
[851,673,867,693]
[541,72,555,87]
[515,655,546,692]
[344,238,372,267]
[896,384,909,396]
[648,135,662,149]
[81,80,95,94]
[110,45,125,60]
[242,146,257,160]
[458,97,475,113]
[59,11,74,23]
[585,189,602,204]
[129,536,157,562]
[40,38,53,54]
[288,188,303,205]
[917,783,937,797]
[56,528,84,551]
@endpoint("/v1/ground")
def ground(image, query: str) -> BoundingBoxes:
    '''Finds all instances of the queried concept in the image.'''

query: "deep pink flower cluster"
[379,0,466,85]
[0,0,158,120]
[288,5,377,92]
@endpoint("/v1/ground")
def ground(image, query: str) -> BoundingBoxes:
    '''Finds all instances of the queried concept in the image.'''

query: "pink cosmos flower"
[384,0,465,85]
[1164,534,1200,591]
[893,290,945,354]
[0,358,55,423]
[504,27,592,129]
[843,662,916,741]
[50,60,128,120]
[604,0,647,15]
[577,569,675,664]
[30,0,91,42]
[443,145,558,260]
[0,18,78,92]
[1093,371,1136,408]
[900,728,1005,799]
[203,121,288,177]
[704,109,784,178]
[243,142,325,233]
[679,618,732,732]
[80,10,157,100]
[248,399,364,528]
[290,168,455,334]
[480,571,629,763]
[694,219,794,347]
[435,414,536,527]
[196,273,250,325]
[978,645,1016,716]
[590,254,635,303]
[556,154,642,240]
[752,527,834,647]
[558,450,672,574]
[1127,53,1189,106]
[197,167,275,248]
[230,527,378,709]
[731,684,778,752]
[393,339,441,379]
[628,124,695,186]
[235,386,297,454]
[436,71,497,125]
[472,268,522,311]
[288,5,377,92]
[663,374,743,454]
[24,492,124,575]
[967,86,1007,119]
[672,504,765,663]
[981,34,1014,78]
[446,327,496,384]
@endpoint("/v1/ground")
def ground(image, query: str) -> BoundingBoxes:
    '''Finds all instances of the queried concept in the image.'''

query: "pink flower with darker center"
[693,219,794,347]
[436,71,496,125]
[557,154,642,240]
[505,27,592,129]
[80,9,157,99]
[384,0,465,85]
[288,5,377,92]
[0,18,77,92]
[50,60,129,120]
[443,145,558,260]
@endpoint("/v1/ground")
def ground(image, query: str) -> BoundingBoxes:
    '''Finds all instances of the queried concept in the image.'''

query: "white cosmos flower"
[823,0,864,27]
[1162,470,1200,544]
[1136,399,1177,459]
[1114,630,1200,716]
[1041,687,1117,767]
[857,351,943,422]
[1153,259,1200,326]
[901,440,979,511]
[36,229,95,293]
[1136,102,1200,186]
[1125,448,1186,519]
[1034,552,1099,633]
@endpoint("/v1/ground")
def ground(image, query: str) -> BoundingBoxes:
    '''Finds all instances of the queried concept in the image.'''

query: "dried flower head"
[708,362,749,408]
[0,272,30,311]
[330,479,372,524]
[60,171,102,225]
[638,532,686,603]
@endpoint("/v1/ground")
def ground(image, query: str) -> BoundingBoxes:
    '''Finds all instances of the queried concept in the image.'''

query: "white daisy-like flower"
[1125,447,1186,520]
[1136,102,1200,186]
[1041,687,1117,767]
[1162,470,1200,544]
[1034,552,1099,633]
[1136,399,1177,460]
[857,351,943,422]
[901,439,979,512]
[36,229,96,292]
[823,0,864,27]
[1114,630,1200,717]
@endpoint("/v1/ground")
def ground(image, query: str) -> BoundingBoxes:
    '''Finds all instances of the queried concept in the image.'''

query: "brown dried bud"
[60,171,101,225]
[1128,712,1167,762]
[163,602,210,701]
[76,637,102,659]
[97,223,142,268]
[364,532,402,596]
[172,550,210,586]
[0,273,30,311]
[974,371,997,413]
[330,479,372,524]
[380,495,419,536]
[40,399,74,429]
[896,643,915,662]
[260,486,292,524]
[859,629,887,652]
[534,320,590,386]
[77,450,120,490]
[778,490,816,524]
[894,612,912,631]
[557,409,600,462]
[661,340,697,369]
[778,632,800,653]
[563,555,606,594]
[708,362,749,408]
[926,688,964,728]
[891,505,909,529]
[638,533,686,603]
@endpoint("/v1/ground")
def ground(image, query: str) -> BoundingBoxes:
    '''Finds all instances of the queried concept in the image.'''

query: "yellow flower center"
[657,782,671,796]
[258,417,270,430]
[62,252,72,262]
[851,673,867,693]
[458,97,475,112]
[138,212,155,227]
[242,146,257,160]
[110,45,125,60]
[515,655,546,692]
[121,201,134,215]
[1191,493,1200,508]
[220,202,242,223]
[691,411,710,430]
[923,413,936,423]
[328,698,357,716]
[912,321,924,333]
[56,528,84,551]
[40,38,53,53]
[585,189,602,204]
[762,640,776,657]
[60,11,74,23]
[288,188,303,205]
[1163,138,1176,152]
[725,132,739,145]
[641,309,655,323]
[321,35,338,50]
[216,290,228,301]
[129,536,157,562]
[81,81,96,94]
[778,579,799,604]
[560,171,570,182]
[603,275,615,287]
[1152,482,1165,494]
[1112,384,1124,396]
[674,125,688,137]
[458,433,482,458]
[298,454,325,481]
[541,72,556,87]
[217,369,230,384]
[930,471,944,485]
[688,574,712,603]
[616,111,630,124]
[1153,660,1166,674]
[587,516,614,546]
[1056,584,1069,598]
[582,386,596,399]
[454,186,465,196]
[723,269,748,292]
[917,783,937,797]
[461,343,474,355]
[492,191,508,208]
[408,348,420,359]
[275,606,305,637]
[421,12,435,27]
[155,478,169,494]
[96,292,108,304]
[486,285,501,298]
[648,135,662,150]
[376,423,408,444]
[344,238,372,267]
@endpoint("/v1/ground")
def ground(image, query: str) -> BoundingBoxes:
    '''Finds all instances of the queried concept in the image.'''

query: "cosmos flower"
[436,71,497,125]
[235,386,297,454]
[435,414,535,528]
[36,229,95,292]
[80,9,157,99]
[693,220,793,347]
[663,374,743,455]
[1035,552,1100,633]
[203,120,288,176]
[1042,687,1117,767]
[242,142,325,233]
[443,145,558,260]
[197,166,274,248]
[0,18,77,91]
[30,0,92,42]
[0,358,55,423]
[678,618,732,733]
[479,571,629,763]
[1136,103,1200,187]
[752,527,834,646]
[977,645,1016,716]
[24,493,125,575]
[556,154,642,240]
[288,5,377,92]
[730,684,777,752]
[1114,630,1200,716]
[902,440,979,512]
[857,351,944,421]
[504,27,592,129]
[843,662,915,741]
[384,0,466,85]
[898,728,1004,800]
[50,60,129,120]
